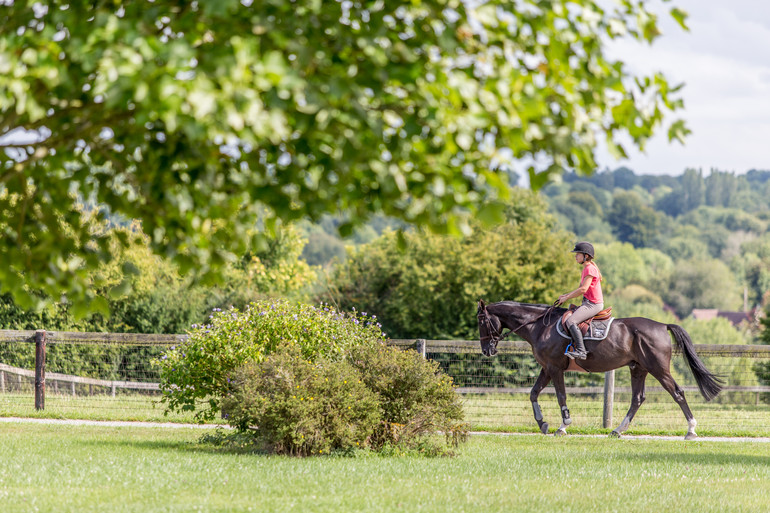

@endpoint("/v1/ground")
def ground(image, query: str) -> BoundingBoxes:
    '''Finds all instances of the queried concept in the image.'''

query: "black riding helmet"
[570,241,594,258]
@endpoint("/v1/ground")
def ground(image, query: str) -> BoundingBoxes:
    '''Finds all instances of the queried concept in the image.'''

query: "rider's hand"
[557,294,569,305]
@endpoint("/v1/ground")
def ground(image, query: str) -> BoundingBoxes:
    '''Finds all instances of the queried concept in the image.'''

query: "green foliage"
[220,342,466,456]
[325,189,574,340]
[608,190,667,248]
[705,170,740,207]
[660,259,743,319]
[608,284,667,319]
[568,191,603,217]
[233,224,318,300]
[1,1,688,314]
[0,221,315,336]
[593,241,649,293]
[735,235,770,307]
[655,168,704,217]
[300,230,347,267]
[757,302,770,388]
[221,346,381,456]
[155,300,385,420]
[347,343,467,451]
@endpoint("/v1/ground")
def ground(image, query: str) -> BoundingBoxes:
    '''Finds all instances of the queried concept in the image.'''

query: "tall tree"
[680,167,705,212]
[325,189,573,340]
[705,170,739,207]
[608,191,665,248]
[0,1,688,313]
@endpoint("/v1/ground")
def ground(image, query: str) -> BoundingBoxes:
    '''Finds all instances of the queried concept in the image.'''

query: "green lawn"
[1,422,769,513]
[0,392,216,424]
[464,392,770,437]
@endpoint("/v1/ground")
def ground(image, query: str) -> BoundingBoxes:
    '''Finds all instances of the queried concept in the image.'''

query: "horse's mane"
[486,300,567,327]
[492,300,565,311]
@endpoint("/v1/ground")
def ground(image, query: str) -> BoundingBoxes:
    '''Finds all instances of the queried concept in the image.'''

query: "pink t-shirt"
[581,263,603,304]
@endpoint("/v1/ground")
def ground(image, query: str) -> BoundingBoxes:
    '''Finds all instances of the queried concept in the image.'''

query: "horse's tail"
[667,324,724,401]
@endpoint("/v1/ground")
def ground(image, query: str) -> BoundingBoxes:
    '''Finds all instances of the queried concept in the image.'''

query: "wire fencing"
[0,330,187,422]
[409,339,770,437]
[2,331,770,435]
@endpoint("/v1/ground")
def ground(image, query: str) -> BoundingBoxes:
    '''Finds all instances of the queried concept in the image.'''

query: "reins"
[480,302,560,345]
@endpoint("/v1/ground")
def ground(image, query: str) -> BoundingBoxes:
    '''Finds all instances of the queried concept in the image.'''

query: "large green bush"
[155,299,385,420]
[348,343,467,450]
[221,346,381,456]
[221,343,467,456]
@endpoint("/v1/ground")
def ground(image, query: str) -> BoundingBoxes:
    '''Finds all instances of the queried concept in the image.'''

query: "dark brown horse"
[477,300,723,439]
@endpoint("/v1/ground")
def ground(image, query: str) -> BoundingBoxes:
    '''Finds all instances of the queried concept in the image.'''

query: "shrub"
[221,346,381,456]
[348,343,468,451]
[155,299,385,420]
[221,343,468,456]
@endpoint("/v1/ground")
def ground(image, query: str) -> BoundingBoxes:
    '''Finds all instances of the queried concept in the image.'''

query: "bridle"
[478,302,560,346]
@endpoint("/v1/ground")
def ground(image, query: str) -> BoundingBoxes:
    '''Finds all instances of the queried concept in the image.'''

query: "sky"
[595,0,770,176]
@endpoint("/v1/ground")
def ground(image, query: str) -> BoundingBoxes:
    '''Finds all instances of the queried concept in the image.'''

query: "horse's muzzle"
[482,346,498,357]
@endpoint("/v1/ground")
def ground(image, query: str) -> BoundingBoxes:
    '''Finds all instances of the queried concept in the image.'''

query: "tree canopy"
[1,0,687,313]
[324,188,573,339]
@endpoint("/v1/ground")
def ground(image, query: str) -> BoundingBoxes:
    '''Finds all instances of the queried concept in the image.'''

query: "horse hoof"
[540,423,549,435]
[609,431,621,438]
[684,432,698,441]
[555,429,567,437]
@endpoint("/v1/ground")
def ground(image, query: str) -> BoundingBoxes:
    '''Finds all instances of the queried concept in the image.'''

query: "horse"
[477,300,723,440]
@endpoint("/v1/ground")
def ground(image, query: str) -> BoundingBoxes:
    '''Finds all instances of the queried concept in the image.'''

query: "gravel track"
[3,417,770,442]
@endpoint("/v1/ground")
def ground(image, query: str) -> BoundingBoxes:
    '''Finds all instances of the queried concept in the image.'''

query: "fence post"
[415,339,427,359]
[35,329,47,410]
[603,369,615,429]
[0,370,5,393]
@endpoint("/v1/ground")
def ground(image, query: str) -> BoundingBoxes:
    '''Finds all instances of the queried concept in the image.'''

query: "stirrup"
[564,343,587,360]
[565,349,587,360]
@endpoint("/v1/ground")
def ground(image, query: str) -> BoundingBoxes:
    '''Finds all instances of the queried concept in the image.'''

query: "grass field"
[0,392,210,424]
[1,422,769,513]
[464,392,770,437]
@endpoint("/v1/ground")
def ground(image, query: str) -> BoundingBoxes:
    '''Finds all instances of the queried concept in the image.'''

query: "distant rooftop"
[691,309,756,327]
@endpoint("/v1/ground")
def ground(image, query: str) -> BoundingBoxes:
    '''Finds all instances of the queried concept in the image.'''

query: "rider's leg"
[564,300,603,360]
[566,323,587,360]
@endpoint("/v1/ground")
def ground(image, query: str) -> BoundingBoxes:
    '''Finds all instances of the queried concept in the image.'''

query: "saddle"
[557,305,614,341]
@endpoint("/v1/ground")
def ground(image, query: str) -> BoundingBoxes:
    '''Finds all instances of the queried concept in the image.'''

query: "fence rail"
[2,331,770,434]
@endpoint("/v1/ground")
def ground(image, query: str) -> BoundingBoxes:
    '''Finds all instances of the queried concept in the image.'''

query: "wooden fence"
[2,330,770,429]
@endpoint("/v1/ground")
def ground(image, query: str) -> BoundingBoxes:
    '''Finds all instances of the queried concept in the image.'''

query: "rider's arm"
[558,276,593,305]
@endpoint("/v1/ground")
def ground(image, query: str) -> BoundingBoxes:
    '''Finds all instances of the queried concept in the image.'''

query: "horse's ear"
[478,299,485,309]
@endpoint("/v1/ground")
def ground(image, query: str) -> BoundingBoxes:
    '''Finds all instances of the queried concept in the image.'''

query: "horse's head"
[477,299,501,357]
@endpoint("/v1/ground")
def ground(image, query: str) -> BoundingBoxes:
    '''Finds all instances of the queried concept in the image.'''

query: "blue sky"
[595,0,770,176]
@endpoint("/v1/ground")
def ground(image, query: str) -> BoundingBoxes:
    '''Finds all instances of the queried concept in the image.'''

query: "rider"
[557,241,604,360]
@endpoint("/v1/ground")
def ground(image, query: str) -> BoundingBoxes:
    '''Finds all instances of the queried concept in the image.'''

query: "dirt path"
[0,416,222,429]
[3,416,770,442]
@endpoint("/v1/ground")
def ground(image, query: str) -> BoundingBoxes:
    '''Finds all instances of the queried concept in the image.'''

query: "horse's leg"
[610,362,648,438]
[530,368,551,435]
[650,368,698,440]
[550,370,571,436]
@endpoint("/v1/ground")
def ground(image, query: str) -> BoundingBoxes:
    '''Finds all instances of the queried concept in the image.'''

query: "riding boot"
[565,323,588,360]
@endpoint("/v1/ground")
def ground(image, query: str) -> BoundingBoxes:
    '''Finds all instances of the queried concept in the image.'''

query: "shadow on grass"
[77,432,273,456]
[617,450,770,467]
